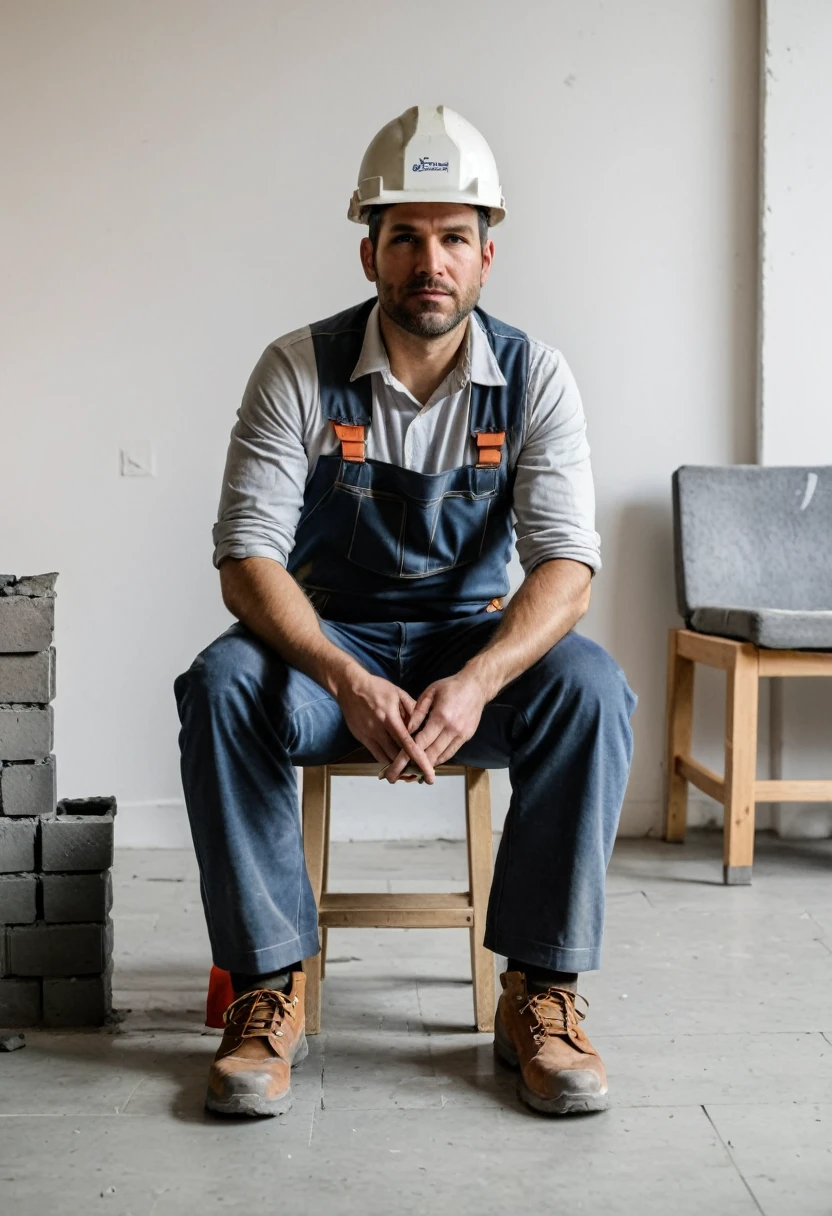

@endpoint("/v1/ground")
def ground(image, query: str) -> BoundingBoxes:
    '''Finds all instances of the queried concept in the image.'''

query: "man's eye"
[392,234,415,243]
[445,234,465,244]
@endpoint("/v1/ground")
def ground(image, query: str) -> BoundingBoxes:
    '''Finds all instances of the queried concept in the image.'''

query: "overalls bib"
[287,299,529,623]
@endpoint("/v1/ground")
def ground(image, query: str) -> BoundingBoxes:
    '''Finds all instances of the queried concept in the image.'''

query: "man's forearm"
[462,558,592,702]
[218,556,363,698]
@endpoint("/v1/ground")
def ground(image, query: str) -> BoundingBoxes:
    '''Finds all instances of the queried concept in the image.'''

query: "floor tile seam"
[580,1030,832,1039]
[611,1098,832,1109]
[589,1030,832,1040]
[701,1104,767,1216]
[311,1097,832,1113]
[96,1026,832,1039]
[703,1100,832,1111]
[0,1112,157,1119]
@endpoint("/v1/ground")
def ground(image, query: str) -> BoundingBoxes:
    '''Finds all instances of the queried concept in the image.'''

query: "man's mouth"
[409,288,451,300]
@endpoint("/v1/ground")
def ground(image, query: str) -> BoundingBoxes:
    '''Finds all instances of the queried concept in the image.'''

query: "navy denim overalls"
[287,298,527,623]
[174,301,637,980]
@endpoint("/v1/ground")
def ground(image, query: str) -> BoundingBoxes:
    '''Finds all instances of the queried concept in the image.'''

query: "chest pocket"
[338,463,502,579]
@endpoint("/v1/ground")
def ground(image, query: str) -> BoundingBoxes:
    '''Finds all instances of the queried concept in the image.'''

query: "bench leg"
[301,765,327,1033]
[723,646,759,885]
[664,628,695,842]
[465,767,495,1032]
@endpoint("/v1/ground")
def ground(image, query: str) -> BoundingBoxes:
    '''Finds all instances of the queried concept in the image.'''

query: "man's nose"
[414,237,446,279]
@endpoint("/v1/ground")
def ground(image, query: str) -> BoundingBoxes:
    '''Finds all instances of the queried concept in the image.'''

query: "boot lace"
[520,988,589,1043]
[223,987,299,1040]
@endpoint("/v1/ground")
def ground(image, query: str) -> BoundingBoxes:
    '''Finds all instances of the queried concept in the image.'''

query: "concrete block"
[0,573,58,598]
[42,872,112,923]
[0,706,53,761]
[0,757,56,817]
[0,818,37,873]
[0,978,41,1026]
[40,806,115,873]
[0,874,38,924]
[8,920,114,977]
[0,649,55,703]
[0,598,54,653]
[58,795,117,817]
[42,964,112,1027]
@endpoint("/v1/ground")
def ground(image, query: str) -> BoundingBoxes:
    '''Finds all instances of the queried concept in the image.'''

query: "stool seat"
[301,760,495,1034]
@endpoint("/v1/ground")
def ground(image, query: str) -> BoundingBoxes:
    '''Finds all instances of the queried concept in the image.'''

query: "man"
[175,104,637,1120]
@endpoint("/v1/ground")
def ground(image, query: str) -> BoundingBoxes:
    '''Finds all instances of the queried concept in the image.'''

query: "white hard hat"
[348,104,506,226]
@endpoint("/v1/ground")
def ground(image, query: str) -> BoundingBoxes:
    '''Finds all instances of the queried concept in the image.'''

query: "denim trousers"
[174,613,637,977]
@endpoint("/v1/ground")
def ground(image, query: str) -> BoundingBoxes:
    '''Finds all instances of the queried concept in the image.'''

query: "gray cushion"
[690,607,832,649]
[673,466,832,649]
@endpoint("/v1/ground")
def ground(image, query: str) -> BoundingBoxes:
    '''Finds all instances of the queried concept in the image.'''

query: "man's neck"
[378,308,469,407]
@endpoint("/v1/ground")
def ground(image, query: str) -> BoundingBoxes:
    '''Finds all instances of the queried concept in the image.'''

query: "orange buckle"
[475,431,505,468]
[333,422,366,463]
[485,597,505,613]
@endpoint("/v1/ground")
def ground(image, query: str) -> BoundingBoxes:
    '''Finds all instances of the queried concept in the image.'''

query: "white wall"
[759,0,832,838]
[0,0,760,844]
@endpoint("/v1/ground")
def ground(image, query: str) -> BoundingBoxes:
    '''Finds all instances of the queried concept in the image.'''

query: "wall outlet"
[119,445,156,477]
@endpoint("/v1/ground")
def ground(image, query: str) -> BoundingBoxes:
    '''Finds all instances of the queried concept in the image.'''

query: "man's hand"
[381,672,488,784]
[336,670,437,784]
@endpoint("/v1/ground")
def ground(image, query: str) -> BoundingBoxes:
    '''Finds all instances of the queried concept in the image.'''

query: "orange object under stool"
[205,965,234,1029]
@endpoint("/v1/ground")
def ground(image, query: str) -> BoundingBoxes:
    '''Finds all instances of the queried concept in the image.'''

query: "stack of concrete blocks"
[0,573,116,1027]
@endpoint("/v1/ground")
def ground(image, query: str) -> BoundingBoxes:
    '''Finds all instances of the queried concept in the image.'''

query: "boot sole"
[205,1033,309,1118]
[494,1017,609,1116]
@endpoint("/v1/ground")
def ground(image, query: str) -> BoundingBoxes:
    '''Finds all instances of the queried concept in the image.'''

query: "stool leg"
[301,765,327,1033]
[465,767,495,1032]
[320,769,331,981]
[664,628,695,842]
[723,646,759,885]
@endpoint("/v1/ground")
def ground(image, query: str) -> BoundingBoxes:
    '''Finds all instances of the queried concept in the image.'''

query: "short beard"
[376,278,481,338]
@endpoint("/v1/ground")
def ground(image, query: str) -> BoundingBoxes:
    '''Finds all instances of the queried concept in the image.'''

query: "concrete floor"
[1,832,832,1215]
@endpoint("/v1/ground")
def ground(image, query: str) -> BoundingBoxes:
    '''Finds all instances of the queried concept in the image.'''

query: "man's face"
[360,203,494,338]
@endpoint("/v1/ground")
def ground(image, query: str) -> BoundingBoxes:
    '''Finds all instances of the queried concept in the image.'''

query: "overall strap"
[333,423,365,463]
[475,431,506,468]
[469,308,529,472]
[310,298,376,427]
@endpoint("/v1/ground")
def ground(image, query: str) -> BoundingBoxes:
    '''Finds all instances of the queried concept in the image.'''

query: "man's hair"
[367,204,490,251]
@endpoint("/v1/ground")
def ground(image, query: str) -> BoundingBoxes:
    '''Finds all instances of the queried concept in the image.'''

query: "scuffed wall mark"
[799,472,818,511]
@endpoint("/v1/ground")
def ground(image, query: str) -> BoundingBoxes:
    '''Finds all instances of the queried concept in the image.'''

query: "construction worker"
[175,105,637,1119]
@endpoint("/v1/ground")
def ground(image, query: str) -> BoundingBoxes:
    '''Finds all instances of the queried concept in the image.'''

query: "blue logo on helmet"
[412,157,450,173]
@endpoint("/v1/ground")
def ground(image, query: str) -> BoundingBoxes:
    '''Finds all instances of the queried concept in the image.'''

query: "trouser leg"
[407,618,638,974]
[173,620,395,974]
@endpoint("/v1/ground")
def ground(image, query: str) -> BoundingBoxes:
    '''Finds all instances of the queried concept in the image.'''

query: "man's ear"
[480,238,495,288]
[360,236,377,283]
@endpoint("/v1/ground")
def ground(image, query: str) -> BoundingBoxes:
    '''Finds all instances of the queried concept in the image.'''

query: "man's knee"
[538,633,637,718]
[174,626,274,719]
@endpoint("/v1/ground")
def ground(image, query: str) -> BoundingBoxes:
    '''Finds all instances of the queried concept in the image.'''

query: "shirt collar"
[350,301,507,389]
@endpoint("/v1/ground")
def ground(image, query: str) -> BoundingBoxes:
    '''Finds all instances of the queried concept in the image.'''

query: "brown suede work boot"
[494,971,609,1115]
[205,971,308,1117]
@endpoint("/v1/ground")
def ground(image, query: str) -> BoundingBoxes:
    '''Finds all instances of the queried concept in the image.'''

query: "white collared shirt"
[213,302,602,577]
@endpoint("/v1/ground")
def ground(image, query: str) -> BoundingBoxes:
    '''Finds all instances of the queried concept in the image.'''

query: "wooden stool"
[664,627,832,883]
[300,751,496,1034]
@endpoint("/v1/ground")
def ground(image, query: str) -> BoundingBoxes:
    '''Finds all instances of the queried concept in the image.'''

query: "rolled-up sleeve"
[212,344,309,569]
[512,342,602,577]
